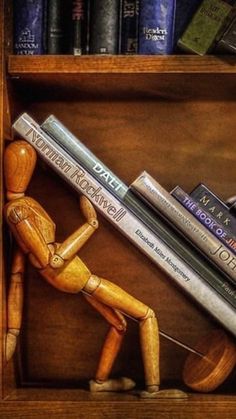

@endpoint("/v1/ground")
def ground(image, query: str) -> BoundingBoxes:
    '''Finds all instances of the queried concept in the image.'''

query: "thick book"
[138,0,176,54]
[130,172,236,284]
[12,113,236,336]
[89,0,120,54]
[171,186,236,253]
[174,0,203,50]
[40,115,236,311]
[177,0,232,55]
[190,183,236,233]
[120,0,139,54]
[13,0,45,55]
[47,0,72,54]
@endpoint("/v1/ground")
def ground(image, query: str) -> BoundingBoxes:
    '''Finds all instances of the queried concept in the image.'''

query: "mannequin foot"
[140,387,188,399]
[89,377,136,392]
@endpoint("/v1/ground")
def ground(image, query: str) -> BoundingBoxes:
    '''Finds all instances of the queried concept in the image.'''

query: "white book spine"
[131,172,236,283]
[12,113,236,337]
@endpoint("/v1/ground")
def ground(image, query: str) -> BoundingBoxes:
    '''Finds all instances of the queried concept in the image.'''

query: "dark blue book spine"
[172,186,236,254]
[13,0,45,55]
[174,0,202,49]
[138,0,176,55]
[120,0,139,54]
[190,183,236,235]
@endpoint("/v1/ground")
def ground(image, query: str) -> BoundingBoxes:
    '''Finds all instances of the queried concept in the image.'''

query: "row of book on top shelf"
[13,0,236,56]
[12,113,236,339]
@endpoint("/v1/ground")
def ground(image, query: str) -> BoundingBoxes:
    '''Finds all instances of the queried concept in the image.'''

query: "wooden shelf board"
[1,389,236,419]
[8,55,236,75]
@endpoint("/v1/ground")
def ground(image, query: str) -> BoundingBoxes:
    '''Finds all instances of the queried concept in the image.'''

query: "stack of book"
[13,0,236,56]
[12,113,236,338]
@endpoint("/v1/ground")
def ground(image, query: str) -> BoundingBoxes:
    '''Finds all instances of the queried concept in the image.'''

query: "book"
[171,186,236,253]
[190,183,236,232]
[120,0,139,54]
[89,0,120,54]
[226,195,236,215]
[138,0,176,54]
[173,0,203,50]
[216,15,236,53]
[130,171,236,283]
[12,113,236,336]
[47,0,72,54]
[13,0,45,55]
[40,115,236,310]
[71,0,87,55]
[177,0,232,55]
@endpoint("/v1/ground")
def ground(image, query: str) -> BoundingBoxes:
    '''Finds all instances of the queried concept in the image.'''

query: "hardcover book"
[172,186,236,253]
[13,0,45,55]
[138,0,176,54]
[216,15,236,53]
[120,0,139,54]
[89,0,120,54]
[130,172,236,284]
[12,113,236,336]
[174,0,203,49]
[41,115,236,311]
[177,0,232,55]
[71,0,88,55]
[47,0,72,54]
[190,183,236,233]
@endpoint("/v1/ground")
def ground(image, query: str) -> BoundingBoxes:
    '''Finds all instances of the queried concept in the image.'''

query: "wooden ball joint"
[3,139,236,395]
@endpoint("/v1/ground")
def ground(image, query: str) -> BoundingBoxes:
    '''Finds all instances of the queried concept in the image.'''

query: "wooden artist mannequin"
[4,139,163,397]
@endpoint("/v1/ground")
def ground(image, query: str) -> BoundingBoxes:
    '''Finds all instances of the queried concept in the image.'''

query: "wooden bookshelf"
[1,1,236,418]
[8,54,236,74]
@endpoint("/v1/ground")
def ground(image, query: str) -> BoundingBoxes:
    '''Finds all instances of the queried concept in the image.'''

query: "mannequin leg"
[83,276,160,392]
[83,292,135,391]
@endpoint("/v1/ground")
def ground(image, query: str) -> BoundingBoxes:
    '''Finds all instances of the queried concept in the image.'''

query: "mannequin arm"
[6,246,25,362]
[5,203,51,268]
[50,196,99,268]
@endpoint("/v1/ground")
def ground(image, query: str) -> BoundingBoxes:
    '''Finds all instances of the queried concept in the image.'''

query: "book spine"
[174,0,203,50]
[172,186,236,253]
[41,115,236,308]
[138,0,176,55]
[12,113,236,336]
[190,183,236,233]
[120,0,139,54]
[72,0,90,54]
[216,15,236,53]
[47,0,71,54]
[89,0,120,54]
[13,0,45,55]
[130,172,236,283]
[177,0,232,55]
[72,0,84,55]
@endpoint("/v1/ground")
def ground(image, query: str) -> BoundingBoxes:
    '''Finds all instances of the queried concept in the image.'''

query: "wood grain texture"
[2,392,236,419]
[8,55,236,74]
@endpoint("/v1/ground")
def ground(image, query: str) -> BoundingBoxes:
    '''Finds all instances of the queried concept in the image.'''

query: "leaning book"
[11,113,236,337]
[130,171,236,284]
